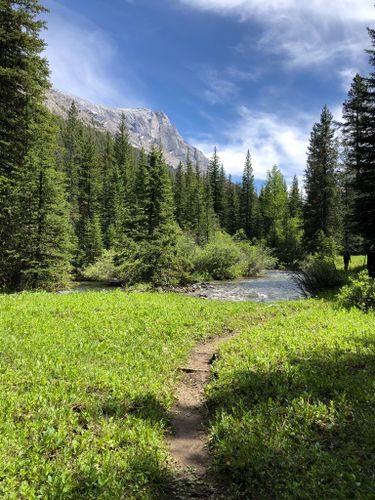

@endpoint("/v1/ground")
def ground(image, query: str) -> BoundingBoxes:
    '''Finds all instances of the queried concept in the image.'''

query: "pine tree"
[0,0,72,289]
[114,113,134,193]
[342,34,375,244]
[174,161,184,225]
[289,175,303,218]
[341,74,369,248]
[208,148,225,225]
[101,133,122,247]
[261,165,289,249]
[224,175,240,235]
[303,106,342,254]
[76,129,103,267]
[15,110,73,289]
[60,101,83,224]
[240,150,257,239]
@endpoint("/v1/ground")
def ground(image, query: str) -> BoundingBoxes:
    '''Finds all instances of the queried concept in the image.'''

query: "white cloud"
[179,0,374,68]
[338,68,360,91]
[198,67,239,104]
[190,106,316,181]
[43,1,146,107]
[179,0,374,23]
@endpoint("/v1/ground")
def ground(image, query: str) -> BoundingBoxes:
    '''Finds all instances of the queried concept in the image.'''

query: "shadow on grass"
[207,345,375,498]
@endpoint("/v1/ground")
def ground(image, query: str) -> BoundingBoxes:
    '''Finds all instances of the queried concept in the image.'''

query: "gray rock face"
[46,89,209,170]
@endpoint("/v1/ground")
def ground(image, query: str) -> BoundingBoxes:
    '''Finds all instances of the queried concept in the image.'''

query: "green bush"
[195,232,241,280]
[82,249,119,281]
[293,255,346,296]
[238,242,277,277]
[337,270,375,312]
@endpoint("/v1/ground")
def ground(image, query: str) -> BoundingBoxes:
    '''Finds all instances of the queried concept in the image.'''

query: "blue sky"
[43,0,374,182]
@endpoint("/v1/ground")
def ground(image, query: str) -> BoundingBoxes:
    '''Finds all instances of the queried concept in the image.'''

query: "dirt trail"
[163,332,237,498]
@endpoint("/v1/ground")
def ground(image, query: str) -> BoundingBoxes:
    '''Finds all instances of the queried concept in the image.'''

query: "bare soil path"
[161,332,238,499]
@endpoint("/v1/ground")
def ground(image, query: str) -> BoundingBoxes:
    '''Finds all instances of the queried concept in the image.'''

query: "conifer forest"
[1,1,375,291]
[1,2,375,499]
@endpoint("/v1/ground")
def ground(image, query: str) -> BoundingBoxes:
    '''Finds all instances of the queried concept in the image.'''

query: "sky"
[43,0,375,183]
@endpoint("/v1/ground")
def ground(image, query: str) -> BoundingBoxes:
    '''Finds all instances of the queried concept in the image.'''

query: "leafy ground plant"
[337,270,375,312]
[206,301,375,499]
[0,291,269,499]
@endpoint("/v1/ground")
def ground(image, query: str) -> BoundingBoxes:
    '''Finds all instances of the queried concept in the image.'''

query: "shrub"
[82,250,119,281]
[195,232,241,280]
[337,270,375,312]
[237,242,277,277]
[293,255,346,297]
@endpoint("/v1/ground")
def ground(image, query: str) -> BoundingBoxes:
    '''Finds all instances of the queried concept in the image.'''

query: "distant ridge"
[46,89,210,169]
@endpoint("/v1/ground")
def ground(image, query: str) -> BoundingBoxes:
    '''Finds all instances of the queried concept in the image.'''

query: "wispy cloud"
[43,1,146,107]
[179,0,374,69]
[190,106,319,181]
[179,0,374,24]
[198,67,239,104]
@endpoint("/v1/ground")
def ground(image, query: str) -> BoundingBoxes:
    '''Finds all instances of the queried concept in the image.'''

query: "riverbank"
[0,291,373,498]
[68,270,304,303]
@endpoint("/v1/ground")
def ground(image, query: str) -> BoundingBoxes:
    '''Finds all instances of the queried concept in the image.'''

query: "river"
[67,271,303,303]
[189,271,303,302]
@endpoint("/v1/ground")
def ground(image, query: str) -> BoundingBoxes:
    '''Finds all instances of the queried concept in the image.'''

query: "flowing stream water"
[68,271,303,302]
[190,270,303,302]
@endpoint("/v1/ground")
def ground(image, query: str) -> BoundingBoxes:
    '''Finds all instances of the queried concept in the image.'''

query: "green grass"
[0,291,374,498]
[207,301,375,499]
[335,254,366,273]
[0,291,273,499]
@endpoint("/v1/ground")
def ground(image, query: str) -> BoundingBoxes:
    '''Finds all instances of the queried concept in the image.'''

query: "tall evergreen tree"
[341,74,369,248]
[101,133,123,247]
[303,106,342,253]
[261,165,289,249]
[76,129,103,267]
[60,101,83,224]
[345,32,375,243]
[289,175,303,218]
[0,0,72,289]
[208,148,225,225]
[224,175,241,235]
[174,161,184,225]
[240,150,257,239]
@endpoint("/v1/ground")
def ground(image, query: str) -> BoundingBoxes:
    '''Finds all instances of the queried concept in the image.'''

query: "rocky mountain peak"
[46,89,210,169]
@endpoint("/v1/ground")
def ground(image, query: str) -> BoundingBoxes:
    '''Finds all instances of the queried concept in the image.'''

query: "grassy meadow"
[207,301,375,498]
[0,291,271,499]
[0,290,374,498]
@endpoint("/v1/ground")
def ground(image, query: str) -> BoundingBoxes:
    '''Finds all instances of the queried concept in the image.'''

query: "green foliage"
[293,255,346,296]
[337,270,375,312]
[0,290,265,498]
[303,107,343,253]
[82,249,118,281]
[0,0,72,291]
[195,232,241,280]
[207,302,375,499]
[237,242,277,277]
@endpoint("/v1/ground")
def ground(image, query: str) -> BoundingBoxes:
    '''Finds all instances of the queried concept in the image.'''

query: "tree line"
[1,0,374,290]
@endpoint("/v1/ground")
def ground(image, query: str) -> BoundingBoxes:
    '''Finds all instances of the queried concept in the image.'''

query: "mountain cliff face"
[46,89,209,169]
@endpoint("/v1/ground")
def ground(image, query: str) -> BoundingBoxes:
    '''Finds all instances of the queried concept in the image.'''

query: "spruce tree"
[60,101,83,225]
[303,106,342,254]
[240,150,256,239]
[208,148,225,225]
[15,110,73,289]
[342,35,375,244]
[341,74,369,249]
[261,165,289,249]
[0,0,72,289]
[101,133,123,247]
[174,161,184,225]
[289,175,303,218]
[76,129,103,267]
[224,175,240,235]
